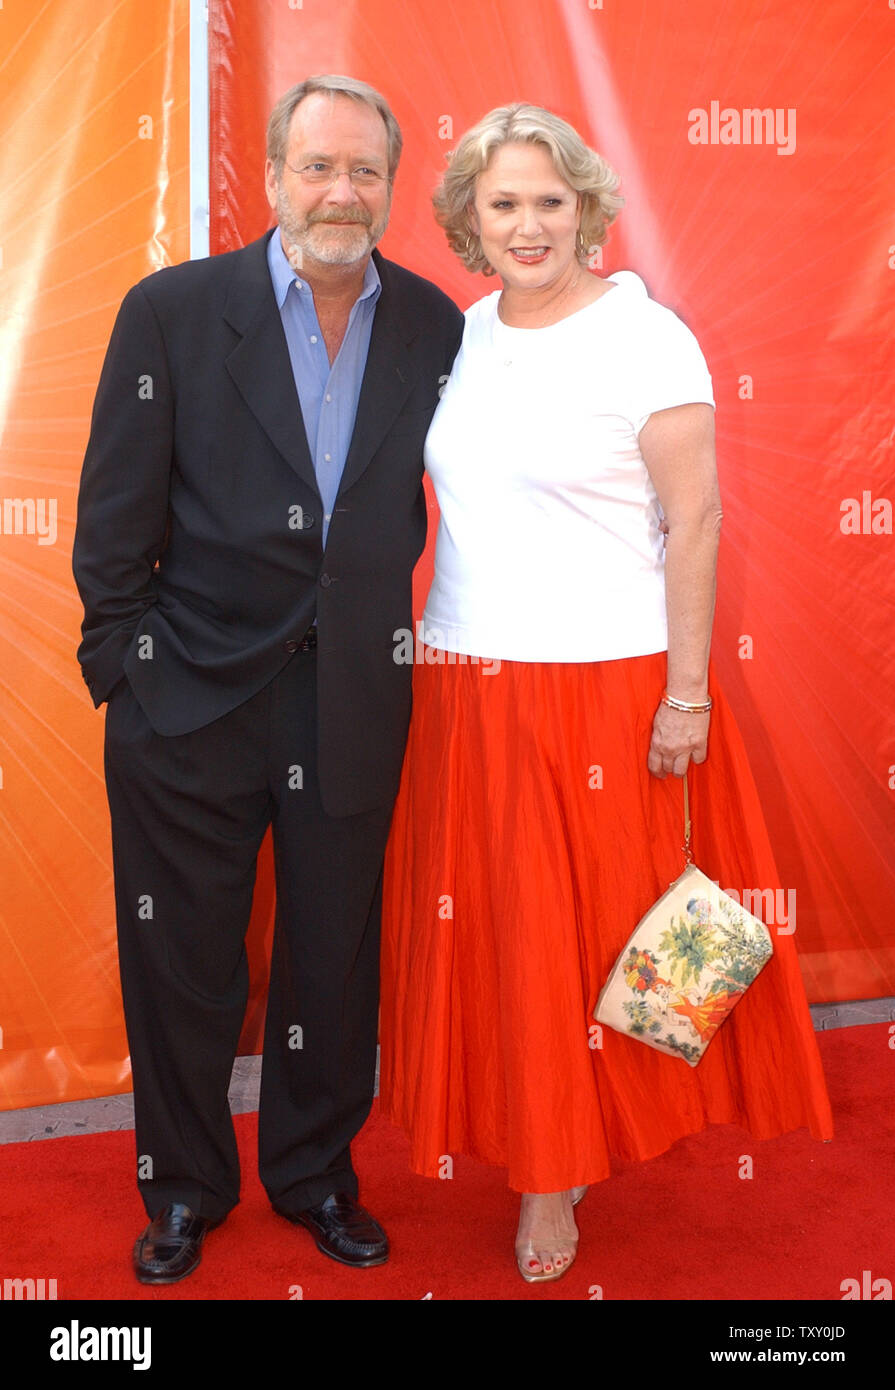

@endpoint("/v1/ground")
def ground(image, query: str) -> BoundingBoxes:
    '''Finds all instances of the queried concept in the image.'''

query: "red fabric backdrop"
[209,0,895,1009]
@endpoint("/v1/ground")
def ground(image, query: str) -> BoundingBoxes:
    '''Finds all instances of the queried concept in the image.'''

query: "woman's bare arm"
[637,402,722,777]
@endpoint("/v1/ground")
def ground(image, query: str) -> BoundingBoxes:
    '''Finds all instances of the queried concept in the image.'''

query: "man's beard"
[276,184,389,269]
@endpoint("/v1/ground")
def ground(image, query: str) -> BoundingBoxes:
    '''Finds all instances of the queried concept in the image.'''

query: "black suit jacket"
[72,232,464,816]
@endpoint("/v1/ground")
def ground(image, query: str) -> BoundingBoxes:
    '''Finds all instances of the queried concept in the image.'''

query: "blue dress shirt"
[266,228,381,551]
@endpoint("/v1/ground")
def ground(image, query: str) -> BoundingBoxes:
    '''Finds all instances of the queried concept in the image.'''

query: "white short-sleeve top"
[420,271,715,663]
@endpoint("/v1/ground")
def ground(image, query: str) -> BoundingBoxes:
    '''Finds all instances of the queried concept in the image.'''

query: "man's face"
[265,91,392,270]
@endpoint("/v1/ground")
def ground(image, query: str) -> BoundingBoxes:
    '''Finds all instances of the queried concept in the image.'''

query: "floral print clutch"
[594,779,774,1066]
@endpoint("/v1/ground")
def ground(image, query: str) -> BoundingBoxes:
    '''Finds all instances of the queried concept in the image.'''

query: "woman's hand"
[647,702,710,778]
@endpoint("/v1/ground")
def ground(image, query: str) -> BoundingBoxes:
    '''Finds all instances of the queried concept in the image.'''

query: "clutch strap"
[682,770,693,866]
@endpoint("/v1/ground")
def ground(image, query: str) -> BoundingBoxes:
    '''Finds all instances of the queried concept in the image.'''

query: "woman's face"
[469,141,581,289]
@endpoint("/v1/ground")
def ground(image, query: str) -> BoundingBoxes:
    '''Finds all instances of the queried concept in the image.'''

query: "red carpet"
[1,1022,890,1301]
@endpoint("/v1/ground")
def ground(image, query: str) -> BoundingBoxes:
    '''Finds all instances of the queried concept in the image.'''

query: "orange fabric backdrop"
[0,0,191,1107]
[0,0,892,1111]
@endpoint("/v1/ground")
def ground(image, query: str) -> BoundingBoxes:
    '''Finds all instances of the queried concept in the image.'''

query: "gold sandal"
[515,1189,582,1283]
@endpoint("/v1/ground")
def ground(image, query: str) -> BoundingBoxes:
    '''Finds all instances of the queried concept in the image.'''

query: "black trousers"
[103,649,394,1224]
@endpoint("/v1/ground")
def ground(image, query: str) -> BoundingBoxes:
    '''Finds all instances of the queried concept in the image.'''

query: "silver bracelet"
[662,691,712,714]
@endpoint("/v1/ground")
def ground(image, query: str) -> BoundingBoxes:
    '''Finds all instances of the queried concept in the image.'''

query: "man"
[72,75,463,1283]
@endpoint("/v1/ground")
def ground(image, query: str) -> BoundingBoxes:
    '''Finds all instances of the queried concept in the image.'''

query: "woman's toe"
[517,1244,544,1275]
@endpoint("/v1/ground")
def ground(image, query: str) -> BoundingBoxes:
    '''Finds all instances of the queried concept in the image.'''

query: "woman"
[379,103,833,1284]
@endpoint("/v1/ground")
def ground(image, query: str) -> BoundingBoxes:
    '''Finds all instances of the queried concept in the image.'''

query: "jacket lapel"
[223,233,320,497]
[337,249,416,499]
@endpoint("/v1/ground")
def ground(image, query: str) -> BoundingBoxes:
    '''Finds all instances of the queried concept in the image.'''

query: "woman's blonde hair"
[434,103,623,275]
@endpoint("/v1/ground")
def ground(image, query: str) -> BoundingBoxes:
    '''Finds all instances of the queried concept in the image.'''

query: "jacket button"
[319,573,332,588]
[284,640,299,653]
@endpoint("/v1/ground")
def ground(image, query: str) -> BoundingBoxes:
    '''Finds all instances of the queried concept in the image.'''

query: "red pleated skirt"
[379,648,833,1193]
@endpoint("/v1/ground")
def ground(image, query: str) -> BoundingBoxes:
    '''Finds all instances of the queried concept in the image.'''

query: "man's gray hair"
[267,74,402,179]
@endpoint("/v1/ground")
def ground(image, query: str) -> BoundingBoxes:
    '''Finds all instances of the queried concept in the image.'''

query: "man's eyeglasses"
[284,161,389,188]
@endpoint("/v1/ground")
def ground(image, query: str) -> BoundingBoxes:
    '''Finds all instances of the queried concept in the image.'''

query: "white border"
[189,0,210,259]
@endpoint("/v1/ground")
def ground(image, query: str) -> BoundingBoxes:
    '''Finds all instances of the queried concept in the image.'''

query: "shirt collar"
[266,228,381,309]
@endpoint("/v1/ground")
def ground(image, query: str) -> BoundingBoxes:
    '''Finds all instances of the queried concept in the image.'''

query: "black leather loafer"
[278,1192,389,1267]
[133,1203,214,1284]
